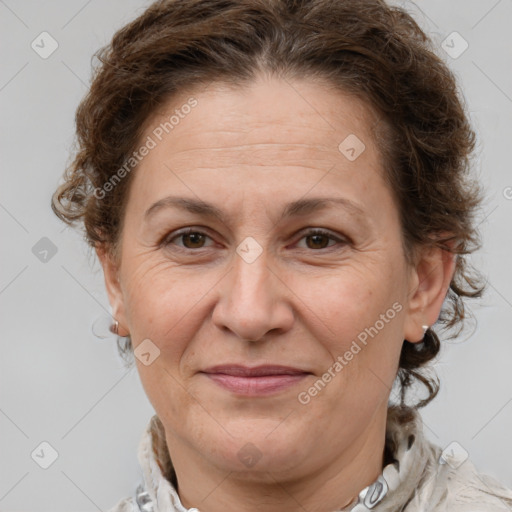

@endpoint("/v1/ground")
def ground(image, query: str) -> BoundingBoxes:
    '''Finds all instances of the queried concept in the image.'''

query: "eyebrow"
[144,195,366,224]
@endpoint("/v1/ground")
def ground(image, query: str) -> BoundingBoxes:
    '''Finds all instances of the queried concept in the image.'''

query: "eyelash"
[162,227,347,252]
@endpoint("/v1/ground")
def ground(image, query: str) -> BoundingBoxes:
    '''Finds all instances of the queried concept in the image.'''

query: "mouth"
[200,365,312,396]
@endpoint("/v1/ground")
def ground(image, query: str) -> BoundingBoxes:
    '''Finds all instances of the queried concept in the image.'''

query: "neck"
[164,406,389,512]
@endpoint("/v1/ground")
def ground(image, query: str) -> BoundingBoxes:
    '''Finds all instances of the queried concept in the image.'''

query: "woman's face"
[100,75,439,478]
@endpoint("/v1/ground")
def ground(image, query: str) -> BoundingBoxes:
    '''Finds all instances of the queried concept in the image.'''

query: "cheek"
[121,258,204,335]
[122,264,205,414]
[292,261,407,409]
[121,258,230,376]
[292,263,404,350]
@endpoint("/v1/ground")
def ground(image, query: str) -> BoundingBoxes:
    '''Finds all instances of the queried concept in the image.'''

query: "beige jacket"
[108,407,512,512]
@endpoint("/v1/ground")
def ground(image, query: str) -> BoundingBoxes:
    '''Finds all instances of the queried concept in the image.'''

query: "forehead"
[125,74,391,223]
[141,74,382,161]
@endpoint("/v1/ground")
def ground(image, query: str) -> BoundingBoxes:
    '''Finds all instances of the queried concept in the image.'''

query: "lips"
[202,365,309,376]
[200,365,311,395]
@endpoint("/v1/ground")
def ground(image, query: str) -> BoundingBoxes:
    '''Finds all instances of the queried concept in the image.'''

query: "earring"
[110,319,119,335]
[422,324,429,335]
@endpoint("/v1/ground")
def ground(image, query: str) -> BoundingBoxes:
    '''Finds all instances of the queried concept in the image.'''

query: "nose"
[211,245,294,343]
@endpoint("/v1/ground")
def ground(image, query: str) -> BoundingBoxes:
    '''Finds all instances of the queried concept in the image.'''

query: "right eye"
[162,228,216,251]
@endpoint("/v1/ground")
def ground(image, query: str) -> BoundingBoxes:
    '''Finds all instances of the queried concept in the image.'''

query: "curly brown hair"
[51,0,485,410]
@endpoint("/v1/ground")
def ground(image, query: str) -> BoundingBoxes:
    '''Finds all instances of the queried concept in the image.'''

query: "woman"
[51,0,512,510]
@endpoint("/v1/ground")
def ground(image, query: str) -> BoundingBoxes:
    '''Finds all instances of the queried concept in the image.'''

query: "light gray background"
[1,0,511,510]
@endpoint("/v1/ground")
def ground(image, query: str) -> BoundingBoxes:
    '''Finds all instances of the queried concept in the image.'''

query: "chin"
[201,417,312,477]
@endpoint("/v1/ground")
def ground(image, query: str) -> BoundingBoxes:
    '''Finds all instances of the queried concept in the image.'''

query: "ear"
[403,243,457,343]
[96,244,130,337]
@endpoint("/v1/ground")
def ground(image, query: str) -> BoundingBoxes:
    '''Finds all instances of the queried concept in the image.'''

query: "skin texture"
[97,73,455,512]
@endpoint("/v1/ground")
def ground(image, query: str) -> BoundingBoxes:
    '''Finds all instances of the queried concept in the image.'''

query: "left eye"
[163,228,345,251]
[295,229,345,250]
